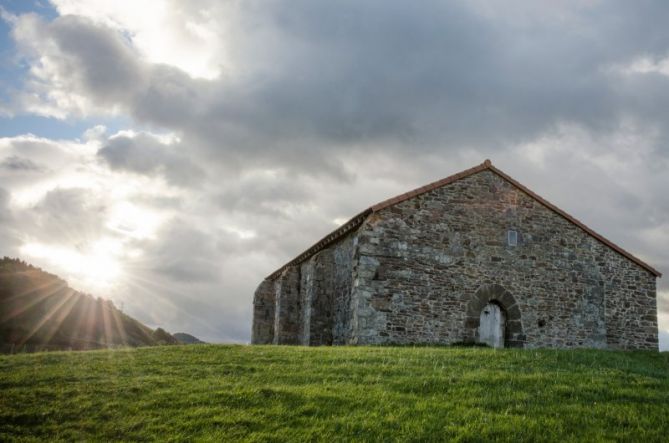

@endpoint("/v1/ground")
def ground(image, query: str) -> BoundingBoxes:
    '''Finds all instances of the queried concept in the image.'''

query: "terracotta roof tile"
[267,160,661,279]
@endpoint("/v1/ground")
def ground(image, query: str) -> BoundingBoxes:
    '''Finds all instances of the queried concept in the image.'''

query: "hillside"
[174,332,205,344]
[1,346,668,441]
[0,257,178,352]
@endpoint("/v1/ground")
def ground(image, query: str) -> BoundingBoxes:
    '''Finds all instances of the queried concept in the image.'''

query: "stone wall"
[349,170,657,350]
[299,249,336,345]
[253,233,357,345]
[332,235,356,344]
[603,251,658,349]
[251,279,275,344]
[273,266,301,344]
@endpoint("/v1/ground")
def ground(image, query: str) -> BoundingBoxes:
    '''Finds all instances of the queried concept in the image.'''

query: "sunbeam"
[17,289,76,347]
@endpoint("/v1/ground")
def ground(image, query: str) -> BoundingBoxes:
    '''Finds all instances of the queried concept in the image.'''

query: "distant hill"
[173,332,205,344]
[0,257,179,353]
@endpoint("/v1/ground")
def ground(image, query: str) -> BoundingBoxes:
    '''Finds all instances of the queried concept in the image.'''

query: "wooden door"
[479,303,505,348]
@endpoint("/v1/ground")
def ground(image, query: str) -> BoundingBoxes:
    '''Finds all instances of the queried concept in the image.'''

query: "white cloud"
[8,12,145,118]
[618,56,669,77]
[659,330,669,352]
[51,0,226,79]
[659,304,669,351]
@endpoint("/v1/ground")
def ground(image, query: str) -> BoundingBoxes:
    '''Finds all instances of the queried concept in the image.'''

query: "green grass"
[1,345,668,442]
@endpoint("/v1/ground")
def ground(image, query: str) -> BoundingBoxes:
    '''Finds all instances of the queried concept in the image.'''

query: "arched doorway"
[464,284,525,348]
[479,302,506,348]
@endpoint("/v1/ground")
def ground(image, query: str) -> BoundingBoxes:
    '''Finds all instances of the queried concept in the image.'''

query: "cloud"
[0,155,44,171]
[10,2,669,187]
[50,0,225,79]
[29,187,107,238]
[0,188,11,221]
[117,217,266,341]
[0,187,20,253]
[0,134,89,201]
[658,292,669,316]
[659,330,669,352]
[7,13,144,118]
[98,131,205,187]
[215,170,312,217]
[138,220,226,283]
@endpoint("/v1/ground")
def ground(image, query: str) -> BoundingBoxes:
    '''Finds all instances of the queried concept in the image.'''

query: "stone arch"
[464,284,525,348]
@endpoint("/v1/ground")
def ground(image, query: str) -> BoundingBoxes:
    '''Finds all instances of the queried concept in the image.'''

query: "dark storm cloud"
[245,0,669,149]
[44,15,145,105]
[17,1,669,176]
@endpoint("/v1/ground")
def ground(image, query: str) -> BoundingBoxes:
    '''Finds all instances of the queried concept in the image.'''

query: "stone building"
[252,161,661,349]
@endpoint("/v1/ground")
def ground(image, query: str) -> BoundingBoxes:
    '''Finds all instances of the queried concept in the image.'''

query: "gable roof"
[267,160,661,279]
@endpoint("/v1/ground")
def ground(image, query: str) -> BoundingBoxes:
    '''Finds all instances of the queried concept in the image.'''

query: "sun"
[17,198,167,295]
[20,239,123,293]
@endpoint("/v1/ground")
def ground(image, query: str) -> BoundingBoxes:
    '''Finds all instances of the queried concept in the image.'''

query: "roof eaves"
[370,161,490,212]
[265,208,372,280]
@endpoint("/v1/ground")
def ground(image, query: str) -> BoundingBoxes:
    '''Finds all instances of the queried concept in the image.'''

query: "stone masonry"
[252,161,661,350]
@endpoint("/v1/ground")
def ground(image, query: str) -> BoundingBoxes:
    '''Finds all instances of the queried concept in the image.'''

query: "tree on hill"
[152,328,179,345]
[173,332,205,344]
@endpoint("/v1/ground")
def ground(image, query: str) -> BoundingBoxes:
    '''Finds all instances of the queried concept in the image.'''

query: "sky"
[0,0,667,348]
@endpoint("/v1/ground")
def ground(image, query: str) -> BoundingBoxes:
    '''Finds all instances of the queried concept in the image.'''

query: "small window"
[507,230,518,247]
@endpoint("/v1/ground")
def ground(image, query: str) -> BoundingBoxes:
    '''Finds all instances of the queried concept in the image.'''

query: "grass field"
[1,345,668,442]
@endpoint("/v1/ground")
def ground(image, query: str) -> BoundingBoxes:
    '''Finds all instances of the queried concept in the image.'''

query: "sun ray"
[72,296,98,349]
[17,289,77,348]
[37,289,81,347]
[4,275,64,302]
[1,278,68,323]
[109,303,129,347]
[100,299,115,347]
[120,271,218,334]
